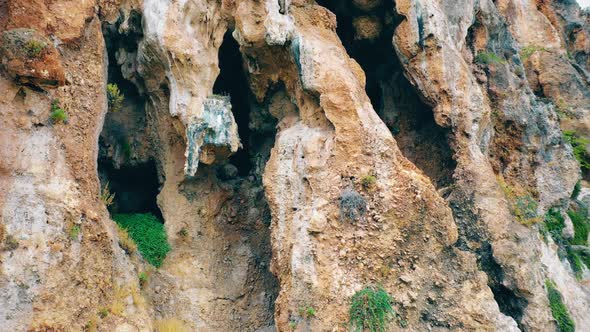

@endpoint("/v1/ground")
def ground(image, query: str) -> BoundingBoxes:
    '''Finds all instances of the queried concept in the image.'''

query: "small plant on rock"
[475,51,507,65]
[545,279,575,332]
[177,227,188,237]
[100,182,115,207]
[360,175,377,190]
[25,39,46,58]
[49,99,68,124]
[69,224,81,240]
[349,286,395,332]
[4,234,19,251]
[107,83,124,112]
[138,272,148,288]
[339,189,367,222]
[520,45,547,61]
[98,308,109,318]
[498,177,541,225]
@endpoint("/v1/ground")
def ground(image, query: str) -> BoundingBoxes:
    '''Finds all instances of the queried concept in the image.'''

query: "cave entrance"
[98,11,163,221]
[316,0,456,189]
[99,159,162,219]
[213,31,253,177]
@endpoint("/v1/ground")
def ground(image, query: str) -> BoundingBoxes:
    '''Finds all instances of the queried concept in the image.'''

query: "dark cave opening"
[477,243,527,328]
[213,31,254,177]
[99,159,163,219]
[316,0,456,188]
[98,11,163,221]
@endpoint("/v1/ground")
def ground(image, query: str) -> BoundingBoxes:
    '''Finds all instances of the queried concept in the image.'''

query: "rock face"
[1,0,590,331]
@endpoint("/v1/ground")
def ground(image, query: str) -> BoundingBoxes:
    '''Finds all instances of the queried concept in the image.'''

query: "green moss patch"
[112,213,170,267]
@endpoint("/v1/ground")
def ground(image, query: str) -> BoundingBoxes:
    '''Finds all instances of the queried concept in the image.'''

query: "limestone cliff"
[1,0,590,331]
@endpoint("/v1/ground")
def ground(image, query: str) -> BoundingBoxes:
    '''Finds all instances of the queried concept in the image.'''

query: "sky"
[578,0,590,8]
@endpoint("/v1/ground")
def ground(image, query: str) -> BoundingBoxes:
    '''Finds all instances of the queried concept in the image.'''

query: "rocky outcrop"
[1,0,590,331]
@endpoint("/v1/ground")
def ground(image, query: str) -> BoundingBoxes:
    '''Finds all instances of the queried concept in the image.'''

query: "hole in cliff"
[478,243,527,328]
[99,160,163,219]
[213,31,253,177]
[98,11,163,221]
[317,0,456,188]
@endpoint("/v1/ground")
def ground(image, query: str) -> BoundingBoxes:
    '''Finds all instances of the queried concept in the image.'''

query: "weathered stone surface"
[0,28,65,88]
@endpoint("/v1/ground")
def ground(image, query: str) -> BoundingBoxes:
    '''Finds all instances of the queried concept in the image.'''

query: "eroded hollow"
[213,31,253,177]
[318,0,528,326]
[317,0,456,189]
[99,10,164,220]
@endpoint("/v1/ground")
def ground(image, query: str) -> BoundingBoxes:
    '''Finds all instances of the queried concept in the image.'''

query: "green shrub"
[339,189,367,222]
[349,286,395,332]
[568,208,589,246]
[566,247,584,279]
[107,83,124,112]
[475,51,507,65]
[50,99,68,124]
[572,181,581,199]
[563,130,590,171]
[26,39,46,58]
[545,280,575,332]
[543,208,566,244]
[112,213,170,267]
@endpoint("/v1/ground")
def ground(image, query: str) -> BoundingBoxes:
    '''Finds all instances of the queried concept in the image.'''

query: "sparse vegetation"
[498,177,541,225]
[339,189,367,222]
[572,181,581,199]
[288,320,298,329]
[541,208,565,244]
[116,225,137,255]
[100,182,115,207]
[475,51,507,65]
[555,98,573,119]
[113,213,170,267]
[4,234,19,251]
[25,39,46,58]
[298,306,316,318]
[177,228,188,237]
[155,318,189,332]
[545,279,575,332]
[139,272,148,287]
[69,225,81,240]
[98,308,109,318]
[84,319,97,332]
[349,286,395,332]
[50,99,68,124]
[520,45,547,61]
[361,175,377,190]
[107,83,124,112]
[568,208,589,246]
[563,130,590,171]
[541,204,590,278]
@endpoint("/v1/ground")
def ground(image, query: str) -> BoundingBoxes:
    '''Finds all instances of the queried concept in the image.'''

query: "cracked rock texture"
[1,0,590,331]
